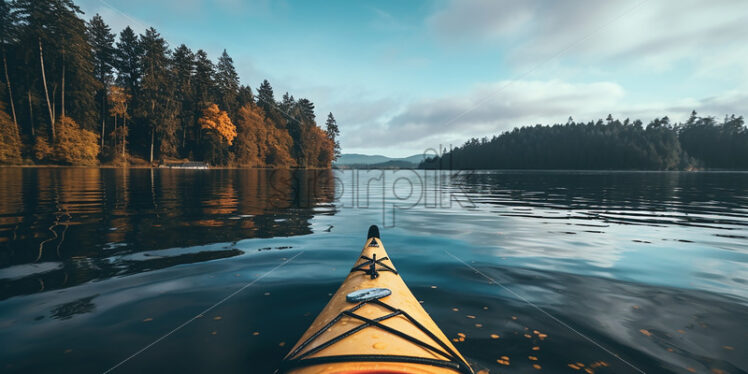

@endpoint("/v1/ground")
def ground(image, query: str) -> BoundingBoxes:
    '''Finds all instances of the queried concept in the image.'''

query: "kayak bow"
[281,226,473,374]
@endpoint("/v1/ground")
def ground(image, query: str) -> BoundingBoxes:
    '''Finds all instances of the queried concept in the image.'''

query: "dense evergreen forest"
[0,0,340,167]
[421,113,748,170]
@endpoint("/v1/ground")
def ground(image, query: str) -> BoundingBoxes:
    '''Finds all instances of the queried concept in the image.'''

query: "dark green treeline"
[421,113,748,170]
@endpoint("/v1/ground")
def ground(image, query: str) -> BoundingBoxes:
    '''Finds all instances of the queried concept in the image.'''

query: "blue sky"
[79,0,748,157]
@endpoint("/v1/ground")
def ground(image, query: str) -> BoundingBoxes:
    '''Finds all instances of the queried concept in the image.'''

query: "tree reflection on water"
[0,168,336,300]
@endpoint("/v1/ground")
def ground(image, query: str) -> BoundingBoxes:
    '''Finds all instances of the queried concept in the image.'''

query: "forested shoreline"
[0,0,340,167]
[421,113,748,170]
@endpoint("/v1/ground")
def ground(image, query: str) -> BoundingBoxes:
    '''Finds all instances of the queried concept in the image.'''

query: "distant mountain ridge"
[335,153,428,167]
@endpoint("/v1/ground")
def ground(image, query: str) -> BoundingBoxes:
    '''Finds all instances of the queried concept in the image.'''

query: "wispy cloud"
[427,0,748,73]
[343,80,748,156]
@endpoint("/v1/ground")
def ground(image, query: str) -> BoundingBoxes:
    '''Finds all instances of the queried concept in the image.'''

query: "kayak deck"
[281,227,473,374]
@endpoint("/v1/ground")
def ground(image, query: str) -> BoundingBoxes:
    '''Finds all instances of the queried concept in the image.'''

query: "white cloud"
[428,0,748,72]
[345,79,625,154]
[343,79,748,156]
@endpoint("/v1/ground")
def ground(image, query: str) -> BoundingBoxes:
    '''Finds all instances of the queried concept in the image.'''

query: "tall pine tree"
[87,14,114,149]
[325,112,340,160]
[171,44,195,155]
[138,27,173,162]
[215,49,239,118]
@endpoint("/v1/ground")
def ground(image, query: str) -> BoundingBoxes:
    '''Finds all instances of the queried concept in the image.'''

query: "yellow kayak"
[280,226,473,374]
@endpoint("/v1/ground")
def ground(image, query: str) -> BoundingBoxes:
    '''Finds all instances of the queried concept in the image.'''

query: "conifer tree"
[325,112,340,160]
[256,79,275,112]
[115,26,142,98]
[138,27,172,162]
[171,44,195,153]
[87,14,115,149]
[215,49,239,118]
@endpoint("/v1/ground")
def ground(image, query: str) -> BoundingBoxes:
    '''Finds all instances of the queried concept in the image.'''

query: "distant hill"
[335,154,393,165]
[335,153,429,168]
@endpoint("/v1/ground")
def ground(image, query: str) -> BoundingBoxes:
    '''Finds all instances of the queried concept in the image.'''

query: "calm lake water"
[0,168,746,373]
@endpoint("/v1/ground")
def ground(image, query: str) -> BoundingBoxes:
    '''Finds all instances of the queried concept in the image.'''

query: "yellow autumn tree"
[108,85,131,159]
[234,103,295,168]
[199,103,236,145]
[0,99,22,164]
[54,116,100,165]
[302,124,334,168]
[33,137,53,162]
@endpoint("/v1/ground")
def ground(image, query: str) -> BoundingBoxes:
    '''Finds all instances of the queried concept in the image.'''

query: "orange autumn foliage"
[0,99,22,164]
[234,103,295,168]
[301,124,335,168]
[54,116,100,165]
[199,103,237,145]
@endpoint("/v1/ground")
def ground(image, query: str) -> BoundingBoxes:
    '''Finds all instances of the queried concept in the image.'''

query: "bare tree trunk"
[122,114,126,159]
[38,38,54,141]
[27,90,34,137]
[113,114,117,154]
[60,55,65,118]
[150,99,155,163]
[102,92,106,146]
[2,49,18,130]
[149,127,154,163]
[100,85,105,151]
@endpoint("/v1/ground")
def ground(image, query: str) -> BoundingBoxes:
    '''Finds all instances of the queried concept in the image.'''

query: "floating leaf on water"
[431,285,437,289]
[475,323,483,328]
[524,333,532,338]
[538,333,548,340]
[711,370,726,374]
[639,329,652,337]
[722,346,734,350]
[533,330,540,334]
[452,308,459,312]
[686,368,696,373]
[143,318,153,322]
[483,306,488,310]
[677,329,686,334]
[666,348,674,352]
[532,346,540,351]
[477,370,490,374]
[568,363,580,370]
[279,342,286,347]
[213,316,222,320]
[584,368,593,374]
[467,315,476,319]
[252,331,259,336]
[501,355,509,361]
[264,292,270,296]
[452,338,459,342]
[532,364,541,370]
[457,332,466,338]
[496,359,510,366]
[511,316,518,320]
[529,355,538,361]
[490,334,500,339]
